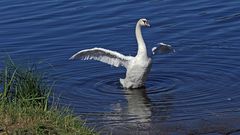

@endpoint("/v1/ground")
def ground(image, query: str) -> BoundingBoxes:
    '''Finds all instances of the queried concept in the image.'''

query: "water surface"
[0,0,240,134]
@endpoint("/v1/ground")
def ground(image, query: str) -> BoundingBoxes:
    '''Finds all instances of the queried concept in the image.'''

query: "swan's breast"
[126,58,152,82]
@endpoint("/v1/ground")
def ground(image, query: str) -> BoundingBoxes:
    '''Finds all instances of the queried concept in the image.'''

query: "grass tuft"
[0,58,96,135]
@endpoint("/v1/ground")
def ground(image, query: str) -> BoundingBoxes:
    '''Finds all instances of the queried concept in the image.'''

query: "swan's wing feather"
[152,43,175,55]
[70,47,133,68]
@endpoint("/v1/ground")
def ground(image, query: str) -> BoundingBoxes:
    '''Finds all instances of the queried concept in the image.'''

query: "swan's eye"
[142,20,146,23]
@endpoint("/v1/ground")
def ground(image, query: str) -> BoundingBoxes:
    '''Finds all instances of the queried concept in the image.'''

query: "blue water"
[1,1,240,134]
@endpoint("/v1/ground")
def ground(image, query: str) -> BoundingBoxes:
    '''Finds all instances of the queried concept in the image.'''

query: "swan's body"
[70,18,173,89]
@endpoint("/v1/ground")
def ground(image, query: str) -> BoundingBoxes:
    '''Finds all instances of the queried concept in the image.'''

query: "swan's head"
[138,18,150,27]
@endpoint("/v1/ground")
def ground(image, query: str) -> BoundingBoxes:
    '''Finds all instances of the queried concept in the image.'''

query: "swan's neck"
[136,23,147,58]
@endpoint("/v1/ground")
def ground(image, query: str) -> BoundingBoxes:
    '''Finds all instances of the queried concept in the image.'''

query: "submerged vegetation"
[0,59,95,135]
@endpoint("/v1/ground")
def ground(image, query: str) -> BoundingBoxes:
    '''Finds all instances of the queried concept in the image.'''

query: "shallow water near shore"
[0,0,240,134]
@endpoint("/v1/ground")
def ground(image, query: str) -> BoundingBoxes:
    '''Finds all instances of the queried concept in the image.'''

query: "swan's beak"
[146,21,150,27]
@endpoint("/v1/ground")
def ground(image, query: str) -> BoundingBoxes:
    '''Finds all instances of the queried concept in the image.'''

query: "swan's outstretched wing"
[70,47,133,68]
[152,43,175,55]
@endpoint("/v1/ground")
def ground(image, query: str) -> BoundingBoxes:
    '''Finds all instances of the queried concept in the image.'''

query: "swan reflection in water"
[110,87,173,124]
[99,87,174,134]
[123,88,151,123]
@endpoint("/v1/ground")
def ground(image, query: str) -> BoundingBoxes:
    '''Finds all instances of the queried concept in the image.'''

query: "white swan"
[70,18,174,89]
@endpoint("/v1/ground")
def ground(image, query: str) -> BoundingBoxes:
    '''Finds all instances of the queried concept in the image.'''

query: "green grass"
[0,58,96,135]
